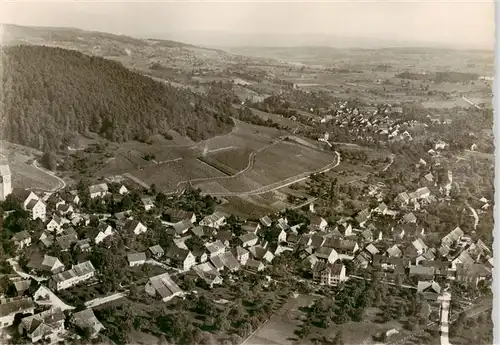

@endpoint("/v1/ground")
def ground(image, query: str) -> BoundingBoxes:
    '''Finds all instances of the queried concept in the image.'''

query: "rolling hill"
[1,45,234,152]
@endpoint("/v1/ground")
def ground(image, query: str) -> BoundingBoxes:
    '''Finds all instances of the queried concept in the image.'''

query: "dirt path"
[32,159,66,192]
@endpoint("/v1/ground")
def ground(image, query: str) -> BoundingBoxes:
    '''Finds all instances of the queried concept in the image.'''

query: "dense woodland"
[1,45,234,152]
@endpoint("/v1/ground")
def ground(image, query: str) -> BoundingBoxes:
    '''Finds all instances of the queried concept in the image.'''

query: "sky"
[0,0,495,49]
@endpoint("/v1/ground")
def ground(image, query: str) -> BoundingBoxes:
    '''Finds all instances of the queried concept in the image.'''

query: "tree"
[40,151,57,170]
[333,330,345,345]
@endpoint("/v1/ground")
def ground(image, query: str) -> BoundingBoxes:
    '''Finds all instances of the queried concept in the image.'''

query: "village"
[0,127,493,345]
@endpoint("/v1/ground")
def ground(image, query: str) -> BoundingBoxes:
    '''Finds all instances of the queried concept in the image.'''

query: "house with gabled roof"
[149,245,165,259]
[118,185,129,195]
[417,281,441,301]
[260,216,272,227]
[12,231,32,249]
[232,246,250,265]
[239,233,258,248]
[372,202,388,215]
[245,259,265,272]
[27,254,65,275]
[312,262,347,286]
[70,308,105,338]
[324,238,359,260]
[56,232,78,251]
[219,252,240,271]
[127,252,147,267]
[166,247,196,271]
[310,216,328,231]
[93,223,114,244]
[394,191,411,206]
[89,183,109,199]
[409,266,435,280]
[210,255,225,271]
[355,209,371,227]
[451,250,474,270]
[455,263,491,286]
[249,245,275,263]
[145,273,183,302]
[56,203,74,216]
[403,212,417,224]
[314,247,338,264]
[360,229,373,243]
[386,245,402,258]
[172,219,193,235]
[18,307,65,343]
[199,212,226,229]
[412,238,428,256]
[242,221,261,234]
[205,240,226,258]
[124,220,147,235]
[191,263,223,287]
[216,230,233,247]
[310,234,326,249]
[51,261,95,291]
[0,297,36,329]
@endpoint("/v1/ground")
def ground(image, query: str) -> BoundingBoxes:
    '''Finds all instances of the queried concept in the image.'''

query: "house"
[324,239,359,260]
[192,245,208,264]
[302,254,319,270]
[242,221,261,234]
[455,263,491,286]
[56,203,74,216]
[277,229,287,243]
[314,247,338,264]
[12,231,32,249]
[219,252,240,271]
[199,212,226,229]
[89,183,109,199]
[45,215,62,234]
[142,197,155,211]
[434,140,448,150]
[164,209,197,224]
[310,234,326,249]
[417,281,441,301]
[166,247,196,271]
[127,252,147,267]
[372,202,388,215]
[210,255,225,271]
[205,240,226,258]
[190,226,205,238]
[149,245,165,259]
[411,187,431,201]
[310,216,328,231]
[65,190,80,205]
[12,278,32,296]
[28,255,65,275]
[355,209,371,227]
[386,245,402,258]
[25,198,47,222]
[415,249,437,265]
[260,216,272,227]
[451,251,474,270]
[286,233,300,247]
[51,261,96,291]
[394,191,411,206]
[372,256,406,278]
[33,285,74,311]
[0,297,35,329]
[409,266,435,280]
[215,230,233,247]
[70,308,105,338]
[442,227,464,247]
[93,223,114,244]
[245,259,265,272]
[75,239,92,252]
[232,246,250,265]
[249,245,275,263]
[192,263,223,287]
[354,244,379,268]
[118,185,129,195]
[18,307,65,343]
[172,219,193,235]
[125,220,147,235]
[412,238,428,256]
[145,273,183,302]
[239,233,259,248]
[403,212,417,224]
[419,260,450,277]
[312,262,347,286]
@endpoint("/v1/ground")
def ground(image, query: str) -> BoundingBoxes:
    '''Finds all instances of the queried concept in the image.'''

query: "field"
[199,147,253,175]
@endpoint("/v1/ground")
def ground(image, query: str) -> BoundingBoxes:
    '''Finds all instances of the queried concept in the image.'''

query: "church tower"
[0,163,12,201]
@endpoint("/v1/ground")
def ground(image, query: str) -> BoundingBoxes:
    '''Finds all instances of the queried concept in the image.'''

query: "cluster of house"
[0,285,104,343]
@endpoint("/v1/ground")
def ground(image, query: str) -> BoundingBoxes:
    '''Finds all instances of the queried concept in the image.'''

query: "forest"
[1,45,235,152]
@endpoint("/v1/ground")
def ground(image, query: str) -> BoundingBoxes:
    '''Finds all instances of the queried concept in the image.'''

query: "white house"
[199,212,226,229]
[127,252,147,267]
[312,262,347,286]
[46,215,63,234]
[239,233,259,248]
[205,240,226,258]
[19,308,65,343]
[314,247,338,264]
[94,224,114,244]
[25,198,46,222]
[0,297,35,329]
[12,231,32,249]
[51,261,95,291]
[89,183,109,199]
[125,220,147,235]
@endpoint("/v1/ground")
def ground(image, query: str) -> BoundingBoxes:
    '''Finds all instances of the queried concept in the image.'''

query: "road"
[207,151,341,197]
[32,159,67,192]
[438,292,451,345]
[85,292,127,308]
[123,172,150,189]
[348,274,417,290]
[382,154,395,172]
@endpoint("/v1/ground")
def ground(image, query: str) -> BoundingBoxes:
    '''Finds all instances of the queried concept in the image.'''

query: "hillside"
[0,45,234,151]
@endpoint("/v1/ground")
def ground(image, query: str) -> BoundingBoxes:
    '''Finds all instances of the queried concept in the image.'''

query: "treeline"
[1,45,234,152]
[396,71,479,83]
